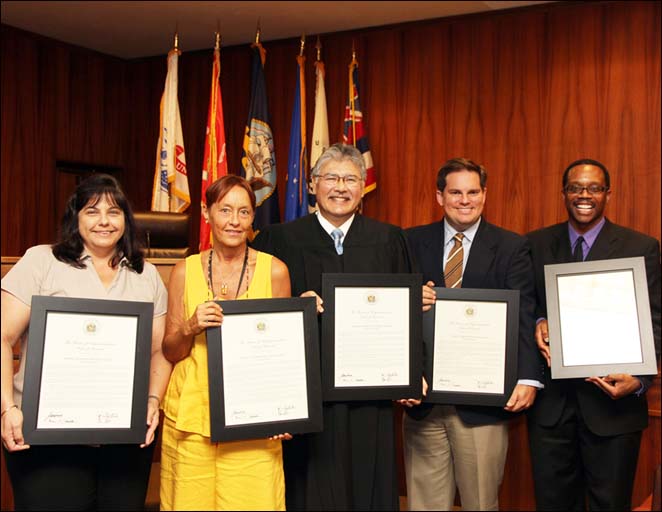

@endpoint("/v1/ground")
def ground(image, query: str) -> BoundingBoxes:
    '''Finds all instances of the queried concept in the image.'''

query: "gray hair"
[311,143,367,180]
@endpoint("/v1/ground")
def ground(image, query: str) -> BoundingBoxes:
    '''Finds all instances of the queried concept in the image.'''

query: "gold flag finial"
[315,35,322,61]
[215,21,221,50]
[351,40,356,61]
[255,18,261,44]
[299,33,306,57]
[174,30,179,50]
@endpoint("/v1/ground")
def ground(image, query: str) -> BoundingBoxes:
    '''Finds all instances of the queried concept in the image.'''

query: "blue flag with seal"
[241,42,280,235]
[284,53,309,221]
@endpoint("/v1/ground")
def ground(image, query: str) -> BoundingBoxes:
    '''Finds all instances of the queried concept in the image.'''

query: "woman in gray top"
[1,174,171,511]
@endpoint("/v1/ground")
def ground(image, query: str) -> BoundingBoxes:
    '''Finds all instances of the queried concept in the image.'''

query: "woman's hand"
[188,301,223,336]
[269,432,293,441]
[301,291,324,313]
[140,396,161,448]
[1,406,29,452]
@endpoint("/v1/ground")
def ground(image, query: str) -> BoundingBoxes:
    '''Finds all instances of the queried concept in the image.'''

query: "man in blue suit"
[403,158,541,511]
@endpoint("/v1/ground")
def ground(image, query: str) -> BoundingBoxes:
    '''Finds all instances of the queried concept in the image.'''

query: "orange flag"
[199,42,228,251]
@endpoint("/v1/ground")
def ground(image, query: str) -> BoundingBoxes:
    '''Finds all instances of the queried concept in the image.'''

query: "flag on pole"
[309,42,329,212]
[151,46,191,212]
[284,51,309,221]
[241,41,280,234]
[342,52,376,193]
[199,40,228,251]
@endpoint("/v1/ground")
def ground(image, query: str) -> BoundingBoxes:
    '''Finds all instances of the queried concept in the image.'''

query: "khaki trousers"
[403,405,508,511]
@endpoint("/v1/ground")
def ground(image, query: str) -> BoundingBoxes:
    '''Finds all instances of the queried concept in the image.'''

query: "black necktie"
[573,236,584,262]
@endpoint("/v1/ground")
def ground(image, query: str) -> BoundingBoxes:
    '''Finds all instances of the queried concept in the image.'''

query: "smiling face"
[313,158,365,227]
[204,185,255,248]
[563,164,611,233]
[437,170,486,232]
[78,194,125,255]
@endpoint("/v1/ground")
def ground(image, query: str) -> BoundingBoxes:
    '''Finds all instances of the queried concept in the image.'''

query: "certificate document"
[432,300,507,394]
[334,287,409,387]
[221,311,309,426]
[37,312,137,429]
[557,270,643,366]
[544,257,657,379]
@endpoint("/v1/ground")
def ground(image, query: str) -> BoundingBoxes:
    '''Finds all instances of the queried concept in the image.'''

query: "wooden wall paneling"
[124,56,166,211]
[1,27,57,255]
[390,24,442,229]
[2,1,660,254]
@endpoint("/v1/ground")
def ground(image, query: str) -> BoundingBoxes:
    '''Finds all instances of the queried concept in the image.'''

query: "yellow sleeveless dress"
[160,251,285,511]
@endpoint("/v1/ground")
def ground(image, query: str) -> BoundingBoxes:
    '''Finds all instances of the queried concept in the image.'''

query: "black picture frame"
[423,287,519,406]
[544,257,658,379]
[22,296,153,444]
[321,273,422,401]
[206,297,323,442]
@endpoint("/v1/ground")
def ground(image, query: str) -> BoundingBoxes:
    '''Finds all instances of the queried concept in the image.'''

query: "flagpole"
[350,42,357,146]
[298,34,307,204]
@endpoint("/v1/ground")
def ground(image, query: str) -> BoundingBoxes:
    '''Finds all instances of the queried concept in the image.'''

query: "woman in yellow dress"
[160,175,291,511]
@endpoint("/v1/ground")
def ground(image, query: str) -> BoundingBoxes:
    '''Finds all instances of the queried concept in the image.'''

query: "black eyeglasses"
[564,184,608,195]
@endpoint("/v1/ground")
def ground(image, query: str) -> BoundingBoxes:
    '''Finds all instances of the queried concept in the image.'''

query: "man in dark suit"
[252,143,413,511]
[526,159,661,511]
[402,158,540,511]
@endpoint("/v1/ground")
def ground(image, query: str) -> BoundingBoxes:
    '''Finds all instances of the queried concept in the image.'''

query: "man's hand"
[422,281,436,312]
[535,319,551,367]
[504,384,537,412]
[398,377,429,408]
[585,374,641,399]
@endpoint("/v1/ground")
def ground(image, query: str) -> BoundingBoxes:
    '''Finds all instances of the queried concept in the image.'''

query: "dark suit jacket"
[405,218,538,425]
[526,219,661,436]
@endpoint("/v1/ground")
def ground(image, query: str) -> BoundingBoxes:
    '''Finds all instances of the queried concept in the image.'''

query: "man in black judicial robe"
[253,143,413,511]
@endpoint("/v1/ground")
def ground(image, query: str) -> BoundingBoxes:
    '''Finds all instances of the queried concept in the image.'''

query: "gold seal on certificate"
[84,319,98,334]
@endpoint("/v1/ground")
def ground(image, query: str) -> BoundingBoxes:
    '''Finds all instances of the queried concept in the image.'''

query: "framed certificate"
[423,288,520,406]
[544,256,657,379]
[321,273,422,401]
[22,296,153,444]
[206,297,323,442]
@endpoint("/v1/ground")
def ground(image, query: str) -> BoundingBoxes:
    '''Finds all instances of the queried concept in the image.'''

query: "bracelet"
[1,404,18,417]
[147,395,161,407]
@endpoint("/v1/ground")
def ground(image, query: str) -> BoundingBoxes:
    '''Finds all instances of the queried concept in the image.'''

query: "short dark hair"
[436,158,487,192]
[52,173,144,272]
[562,159,611,189]
[206,174,256,212]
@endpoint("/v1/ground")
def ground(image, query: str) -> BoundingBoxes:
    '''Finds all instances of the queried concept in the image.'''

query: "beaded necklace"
[207,245,249,299]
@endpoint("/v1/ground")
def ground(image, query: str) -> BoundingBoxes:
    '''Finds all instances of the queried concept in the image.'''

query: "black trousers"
[4,440,155,511]
[527,393,641,511]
